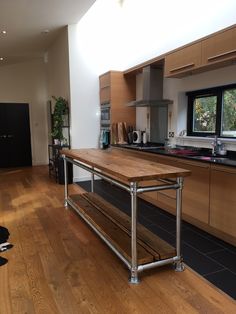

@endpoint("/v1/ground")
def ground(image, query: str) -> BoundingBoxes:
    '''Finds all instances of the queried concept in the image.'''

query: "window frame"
[187,83,236,138]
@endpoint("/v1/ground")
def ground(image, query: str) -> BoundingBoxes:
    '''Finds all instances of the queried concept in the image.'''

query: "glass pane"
[193,96,217,133]
[221,89,236,137]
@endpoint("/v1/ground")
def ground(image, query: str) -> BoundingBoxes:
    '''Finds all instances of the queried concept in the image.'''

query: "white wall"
[68,24,101,181]
[46,27,70,101]
[0,59,48,165]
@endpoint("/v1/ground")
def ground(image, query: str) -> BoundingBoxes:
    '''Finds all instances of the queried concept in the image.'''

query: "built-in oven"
[100,103,111,149]
[101,103,110,126]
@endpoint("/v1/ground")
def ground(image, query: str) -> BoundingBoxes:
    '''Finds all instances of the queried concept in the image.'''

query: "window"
[187,84,236,138]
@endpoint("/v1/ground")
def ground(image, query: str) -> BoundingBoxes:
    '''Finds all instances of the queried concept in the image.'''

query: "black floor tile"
[144,213,176,233]
[78,181,91,191]
[182,243,225,276]
[180,228,224,254]
[207,250,236,274]
[205,270,236,300]
[137,215,153,227]
[147,224,176,246]
[183,223,236,254]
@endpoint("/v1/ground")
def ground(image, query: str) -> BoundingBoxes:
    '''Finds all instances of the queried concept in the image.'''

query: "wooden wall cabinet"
[99,71,136,126]
[209,165,236,239]
[164,42,202,78]
[202,27,236,69]
[164,25,236,78]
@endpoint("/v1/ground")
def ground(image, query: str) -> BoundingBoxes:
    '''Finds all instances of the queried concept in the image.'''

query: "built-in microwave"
[101,103,110,126]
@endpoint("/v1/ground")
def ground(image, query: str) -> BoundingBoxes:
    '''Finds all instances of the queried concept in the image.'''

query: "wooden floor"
[0,166,235,314]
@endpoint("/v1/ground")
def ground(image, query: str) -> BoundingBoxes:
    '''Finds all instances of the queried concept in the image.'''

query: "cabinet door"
[176,160,210,224]
[110,71,136,126]
[164,42,202,78]
[99,72,111,104]
[100,87,110,104]
[155,155,178,213]
[202,27,236,67]
[210,166,236,238]
[99,72,110,89]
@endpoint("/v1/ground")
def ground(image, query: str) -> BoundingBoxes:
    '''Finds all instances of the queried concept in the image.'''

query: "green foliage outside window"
[193,96,216,132]
[190,87,236,137]
[222,89,236,137]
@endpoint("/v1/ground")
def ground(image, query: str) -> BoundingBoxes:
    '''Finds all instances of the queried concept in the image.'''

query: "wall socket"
[168,131,174,138]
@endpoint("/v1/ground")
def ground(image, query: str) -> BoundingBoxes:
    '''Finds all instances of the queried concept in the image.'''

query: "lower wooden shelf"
[69,192,176,266]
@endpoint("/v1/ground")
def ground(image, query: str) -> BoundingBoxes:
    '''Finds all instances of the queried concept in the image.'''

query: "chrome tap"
[211,135,219,156]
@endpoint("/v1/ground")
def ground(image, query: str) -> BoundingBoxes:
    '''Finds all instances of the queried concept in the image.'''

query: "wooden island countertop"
[61,148,191,183]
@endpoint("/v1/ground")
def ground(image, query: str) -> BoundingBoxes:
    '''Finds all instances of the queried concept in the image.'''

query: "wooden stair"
[69,192,176,266]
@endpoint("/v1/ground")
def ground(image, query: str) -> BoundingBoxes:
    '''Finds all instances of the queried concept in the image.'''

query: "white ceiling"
[0,0,96,66]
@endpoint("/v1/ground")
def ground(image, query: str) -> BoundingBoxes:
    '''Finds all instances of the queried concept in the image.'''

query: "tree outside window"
[187,84,236,138]
[221,89,236,137]
[193,96,216,133]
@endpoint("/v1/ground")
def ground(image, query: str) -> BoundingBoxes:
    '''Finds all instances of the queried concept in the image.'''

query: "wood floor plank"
[0,166,235,314]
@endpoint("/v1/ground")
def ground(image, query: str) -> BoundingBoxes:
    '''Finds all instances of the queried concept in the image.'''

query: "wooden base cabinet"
[177,160,210,225]
[210,165,236,239]
[114,148,236,245]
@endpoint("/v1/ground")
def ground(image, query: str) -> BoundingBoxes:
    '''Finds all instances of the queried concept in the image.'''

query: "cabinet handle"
[207,49,236,62]
[169,62,195,73]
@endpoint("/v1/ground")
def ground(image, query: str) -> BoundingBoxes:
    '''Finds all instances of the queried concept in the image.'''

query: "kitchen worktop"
[113,144,236,167]
[61,148,190,182]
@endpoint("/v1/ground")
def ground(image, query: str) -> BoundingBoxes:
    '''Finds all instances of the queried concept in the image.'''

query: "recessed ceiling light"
[1,30,7,34]
[0,57,4,61]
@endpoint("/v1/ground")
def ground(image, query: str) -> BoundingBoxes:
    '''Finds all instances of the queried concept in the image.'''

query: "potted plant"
[51,96,68,145]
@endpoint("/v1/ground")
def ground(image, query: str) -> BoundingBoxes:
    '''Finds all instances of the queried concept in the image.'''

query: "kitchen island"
[61,148,190,283]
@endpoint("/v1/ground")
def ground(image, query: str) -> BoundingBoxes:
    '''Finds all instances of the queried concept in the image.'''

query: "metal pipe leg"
[91,173,94,192]
[175,177,184,271]
[63,155,68,207]
[129,182,140,284]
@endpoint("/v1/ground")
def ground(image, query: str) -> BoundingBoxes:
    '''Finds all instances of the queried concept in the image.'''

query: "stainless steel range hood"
[127,65,173,107]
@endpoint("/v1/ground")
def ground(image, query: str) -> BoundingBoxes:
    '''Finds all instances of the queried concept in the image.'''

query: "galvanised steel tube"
[138,256,180,272]
[65,157,130,193]
[63,155,68,207]
[175,177,184,271]
[137,183,179,194]
[67,197,132,270]
[91,173,94,192]
[129,182,139,284]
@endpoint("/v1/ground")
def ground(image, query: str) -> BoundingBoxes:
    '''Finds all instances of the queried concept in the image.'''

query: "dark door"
[0,103,32,167]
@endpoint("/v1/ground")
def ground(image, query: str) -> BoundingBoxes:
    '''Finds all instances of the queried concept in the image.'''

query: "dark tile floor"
[77,180,236,300]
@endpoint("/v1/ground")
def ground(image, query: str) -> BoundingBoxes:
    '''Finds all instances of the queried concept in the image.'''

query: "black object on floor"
[0,226,10,243]
[0,242,14,252]
[77,180,236,300]
[0,256,8,266]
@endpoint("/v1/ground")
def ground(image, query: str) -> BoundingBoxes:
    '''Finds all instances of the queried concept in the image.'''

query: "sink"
[195,156,229,162]
[120,144,164,150]
[167,148,200,156]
